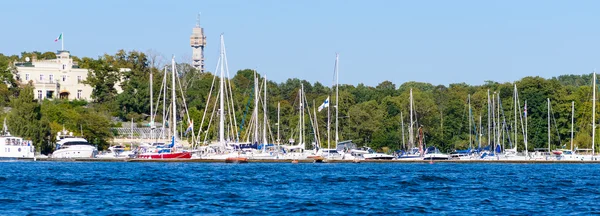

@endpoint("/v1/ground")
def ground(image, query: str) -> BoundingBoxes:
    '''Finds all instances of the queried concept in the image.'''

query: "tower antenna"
[196,13,201,27]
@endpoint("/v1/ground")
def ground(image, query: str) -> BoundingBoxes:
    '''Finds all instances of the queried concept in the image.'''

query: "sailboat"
[195,34,248,160]
[553,72,597,161]
[453,94,476,159]
[246,73,279,160]
[137,57,191,159]
[312,54,347,160]
[279,84,311,160]
[398,89,422,160]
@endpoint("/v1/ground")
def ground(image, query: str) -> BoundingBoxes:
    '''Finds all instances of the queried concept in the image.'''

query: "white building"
[13,50,124,101]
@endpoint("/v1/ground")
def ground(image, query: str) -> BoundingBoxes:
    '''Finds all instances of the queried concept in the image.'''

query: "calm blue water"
[1,162,600,215]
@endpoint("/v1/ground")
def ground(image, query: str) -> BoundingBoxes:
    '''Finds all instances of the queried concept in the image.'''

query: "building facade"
[190,14,207,72]
[14,50,94,101]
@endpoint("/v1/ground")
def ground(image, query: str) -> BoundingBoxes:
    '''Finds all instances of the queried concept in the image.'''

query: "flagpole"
[61,32,64,51]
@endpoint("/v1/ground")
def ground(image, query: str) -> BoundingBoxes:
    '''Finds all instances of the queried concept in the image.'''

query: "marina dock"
[26,158,600,164]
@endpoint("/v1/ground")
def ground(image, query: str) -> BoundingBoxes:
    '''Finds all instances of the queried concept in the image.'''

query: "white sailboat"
[280,84,311,160]
[196,34,245,160]
[398,88,422,160]
[314,54,346,160]
[246,74,279,160]
[554,72,597,161]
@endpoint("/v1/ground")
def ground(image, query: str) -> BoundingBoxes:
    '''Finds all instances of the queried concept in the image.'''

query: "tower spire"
[190,13,206,72]
[196,13,201,27]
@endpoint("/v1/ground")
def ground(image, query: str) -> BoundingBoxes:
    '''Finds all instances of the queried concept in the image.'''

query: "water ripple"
[1,162,600,214]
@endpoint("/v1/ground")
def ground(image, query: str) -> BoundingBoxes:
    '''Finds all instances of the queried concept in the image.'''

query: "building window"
[46,91,54,99]
[37,90,42,100]
[39,74,43,81]
[77,90,82,99]
[25,74,29,81]
[77,76,82,83]
[62,75,66,82]
[49,75,54,83]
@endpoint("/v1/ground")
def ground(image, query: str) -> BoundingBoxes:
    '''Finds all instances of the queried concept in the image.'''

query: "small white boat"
[96,145,133,158]
[398,147,423,160]
[51,130,97,159]
[315,148,343,160]
[280,146,312,160]
[340,148,369,161]
[194,144,245,160]
[553,149,594,161]
[362,147,395,160]
[422,146,450,160]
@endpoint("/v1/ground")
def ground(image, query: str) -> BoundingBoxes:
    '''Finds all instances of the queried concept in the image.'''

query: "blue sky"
[2,0,600,87]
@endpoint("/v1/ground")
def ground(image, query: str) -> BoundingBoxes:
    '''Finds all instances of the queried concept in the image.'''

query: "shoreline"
[17,158,600,164]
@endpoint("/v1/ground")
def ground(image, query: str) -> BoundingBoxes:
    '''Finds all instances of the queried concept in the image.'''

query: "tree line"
[0,50,597,154]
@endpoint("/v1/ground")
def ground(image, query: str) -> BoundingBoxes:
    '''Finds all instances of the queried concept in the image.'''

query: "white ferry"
[0,134,35,160]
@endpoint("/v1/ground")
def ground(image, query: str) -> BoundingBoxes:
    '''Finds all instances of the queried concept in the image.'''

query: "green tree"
[7,85,51,153]
[83,58,120,104]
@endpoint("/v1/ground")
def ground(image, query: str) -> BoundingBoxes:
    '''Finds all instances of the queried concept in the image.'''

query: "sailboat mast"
[548,98,550,152]
[150,59,153,142]
[299,86,303,146]
[162,67,167,139]
[571,101,574,151]
[525,100,528,158]
[263,76,267,151]
[514,84,517,150]
[492,92,496,152]
[277,102,281,146]
[409,89,414,148]
[487,89,491,149]
[327,96,330,151]
[335,53,339,147]
[401,112,406,150]
[254,71,259,143]
[314,101,320,150]
[479,115,482,149]
[218,35,225,144]
[593,71,597,155]
[171,57,177,144]
[497,92,501,151]
[302,84,305,146]
[468,94,472,150]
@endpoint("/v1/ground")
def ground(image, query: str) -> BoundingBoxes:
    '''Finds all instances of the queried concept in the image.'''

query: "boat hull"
[137,152,192,159]
[51,145,97,159]
[225,157,248,163]
[423,153,450,160]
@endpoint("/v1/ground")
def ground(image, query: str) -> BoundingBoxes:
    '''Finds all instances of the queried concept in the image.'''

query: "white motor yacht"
[553,149,594,161]
[362,147,395,160]
[0,134,35,160]
[51,130,97,159]
[315,148,344,160]
[339,148,369,161]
